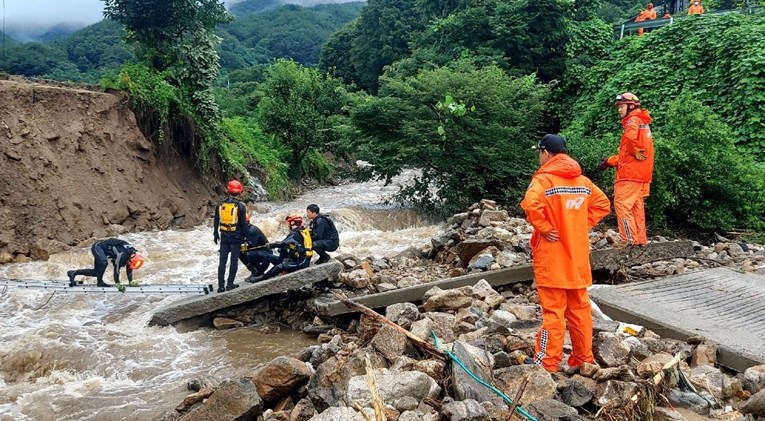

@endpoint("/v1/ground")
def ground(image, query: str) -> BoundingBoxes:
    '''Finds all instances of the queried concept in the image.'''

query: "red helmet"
[227,180,243,194]
[129,253,145,270]
[615,92,640,106]
[286,212,303,229]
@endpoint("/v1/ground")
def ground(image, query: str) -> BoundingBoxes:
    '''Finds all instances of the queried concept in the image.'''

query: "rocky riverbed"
[159,200,765,421]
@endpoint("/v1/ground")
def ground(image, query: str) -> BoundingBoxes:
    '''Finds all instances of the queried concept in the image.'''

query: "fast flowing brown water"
[0,172,444,420]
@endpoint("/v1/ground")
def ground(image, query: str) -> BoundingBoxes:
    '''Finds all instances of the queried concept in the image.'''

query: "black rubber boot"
[226,284,239,291]
[67,270,76,287]
[315,255,330,265]
[247,274,265,283]
[96,281,113,287]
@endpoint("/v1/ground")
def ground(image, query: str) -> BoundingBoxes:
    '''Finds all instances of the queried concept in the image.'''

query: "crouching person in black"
[239,214,273,282]
[67,238,144,287]
[248,213,312,283]
[306,204,339,264]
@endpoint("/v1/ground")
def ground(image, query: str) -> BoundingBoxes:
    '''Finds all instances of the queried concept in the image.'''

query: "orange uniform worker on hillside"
[599,92,654,246]
[689,1,704,14]
[521,134,611,372]
[636,3,657,35]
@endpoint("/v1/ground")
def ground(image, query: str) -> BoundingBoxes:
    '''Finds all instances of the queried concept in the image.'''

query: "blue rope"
[431,331,539,421]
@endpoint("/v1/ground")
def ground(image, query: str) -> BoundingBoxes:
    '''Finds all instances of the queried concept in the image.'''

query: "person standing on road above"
[306,204,339,265]
[599,92,654,247]
[521,134,611,373]
[213,180,247,293]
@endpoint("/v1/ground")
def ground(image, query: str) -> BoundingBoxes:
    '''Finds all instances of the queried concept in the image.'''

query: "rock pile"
[166,277,765,420]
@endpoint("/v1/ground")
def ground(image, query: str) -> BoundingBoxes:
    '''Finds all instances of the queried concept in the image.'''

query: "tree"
[256,60,352,177]
[350,62,550,215]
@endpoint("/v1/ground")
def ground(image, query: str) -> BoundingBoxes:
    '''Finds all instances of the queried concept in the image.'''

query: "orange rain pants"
[535,287,594,372]
[614,180,649,245]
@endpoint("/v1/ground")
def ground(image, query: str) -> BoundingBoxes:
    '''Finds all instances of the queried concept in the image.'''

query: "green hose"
[431,331,539,421]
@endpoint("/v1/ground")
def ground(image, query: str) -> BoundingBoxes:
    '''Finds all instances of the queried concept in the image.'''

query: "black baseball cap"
[533,134,568,154]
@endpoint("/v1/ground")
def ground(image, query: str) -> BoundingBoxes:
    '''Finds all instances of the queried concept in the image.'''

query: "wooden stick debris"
[507,374,530,420]
[332,292,445,360]
[365,356,386,421]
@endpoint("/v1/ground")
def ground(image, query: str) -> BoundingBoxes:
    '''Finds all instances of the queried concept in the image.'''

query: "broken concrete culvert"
[157,199,765,420]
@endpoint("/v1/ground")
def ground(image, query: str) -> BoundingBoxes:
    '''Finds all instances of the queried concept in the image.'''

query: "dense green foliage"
[566,13,765,154]
[256,59,352,179]
[350,64,550,215]
[218,3,364,69]
[229,0,284,15]
[220,116,290,198]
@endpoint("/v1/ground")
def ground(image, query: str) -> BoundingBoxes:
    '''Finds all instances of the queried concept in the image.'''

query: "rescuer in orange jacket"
[599,92,654,246]
[521,134,611,372]
[689,1,704,14]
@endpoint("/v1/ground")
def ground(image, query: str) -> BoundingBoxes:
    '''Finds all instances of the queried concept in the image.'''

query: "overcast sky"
[2,0,244,24]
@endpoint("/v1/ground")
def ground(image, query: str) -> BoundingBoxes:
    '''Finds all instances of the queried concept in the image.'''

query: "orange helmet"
[129,253,145,270]
[285,212,303,229]
[227,180,243,194]
[615,92,640,106]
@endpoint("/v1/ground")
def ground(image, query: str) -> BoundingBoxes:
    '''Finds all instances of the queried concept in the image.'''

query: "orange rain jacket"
[644,8,657,19]
[521,154,611,289]
[606,108,654,183]
[689,4,704,14]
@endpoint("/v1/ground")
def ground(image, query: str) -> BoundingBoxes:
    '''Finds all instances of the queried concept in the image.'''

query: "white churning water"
[0,172,445,420]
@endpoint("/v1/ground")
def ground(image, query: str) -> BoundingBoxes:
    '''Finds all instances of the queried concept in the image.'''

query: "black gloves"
[214,234,219,245]
[598,157,611,172]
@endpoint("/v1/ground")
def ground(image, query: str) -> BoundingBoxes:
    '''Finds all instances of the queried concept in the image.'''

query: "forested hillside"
[0,2,363,83]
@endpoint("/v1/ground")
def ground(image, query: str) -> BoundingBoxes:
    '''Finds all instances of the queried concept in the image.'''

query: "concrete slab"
[590,267,765,372]
[310,241,694,317]
[149,262,342,326]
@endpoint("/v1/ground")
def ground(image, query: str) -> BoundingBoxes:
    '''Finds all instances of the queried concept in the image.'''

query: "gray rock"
[502,304,537,321]
[424,287,473,312]
[371,325,409,362]
[409,318,435,341]
[479,210,508,227]
[345,369,440,410]
[595,380,639,408]
[653,407,687,421]
[690,342,717,367]
[468,254,495,271]
[689,365,743,399]
[560,377,594,407]
[212,317,245,329]
[492,352,513,369]
[441,399,491,421]
[594,332,632,367]
[385,302,420,330]
[744,364,765,393]
[487,310,517,330]
[339,269,370,289]
[527,399,579,421]
[494,365,556,406]
[290,398,316,421]
[667,389,711,414]
[398,410,421,421]
[422,312,457,343]
[637,353,674,378]
[180,379,262,421]
[741,389,765,415]
[592,318,620,334]
[623,336,652,360]
[252,356,312,404]
[451,341,500,404]
[309,407,366,421]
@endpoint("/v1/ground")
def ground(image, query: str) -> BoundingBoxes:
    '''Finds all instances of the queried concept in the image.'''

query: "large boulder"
[252,357,312,404]
[423,287,473,312]
[494,365,556,406]
[744,365,765,393]
[594,332,632,367]
[527,399,579,421]
[688,365,743,399]
[451,341,499,404]
[181,379,262,421]
[345,369,440,411]
[309,407,367,421]
[440,398,490,421]
[370,325,409,362]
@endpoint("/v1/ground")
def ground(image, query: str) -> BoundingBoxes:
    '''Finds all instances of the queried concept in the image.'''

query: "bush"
[649,99,765,231]
[220,117,290,199]
[350,62,550,216]
[567,98,765,232]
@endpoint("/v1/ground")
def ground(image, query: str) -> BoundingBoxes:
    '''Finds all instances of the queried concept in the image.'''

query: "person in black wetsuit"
[67,238,144,287]
[247,213,312,282]
[238,214,273,282]
[305,204,339,265]
[213,179,248,293]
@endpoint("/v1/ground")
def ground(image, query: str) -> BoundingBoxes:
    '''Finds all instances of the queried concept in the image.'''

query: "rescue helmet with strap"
[286,212,304,230]
[129,253,145,270]
[227,180,243,195]
[615,92,640,106]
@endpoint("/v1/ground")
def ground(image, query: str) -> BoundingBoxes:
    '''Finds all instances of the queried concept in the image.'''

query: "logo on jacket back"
[565,197,585,210]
